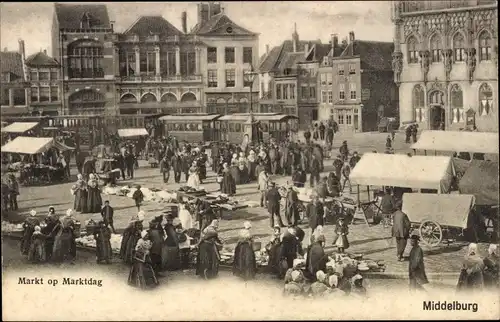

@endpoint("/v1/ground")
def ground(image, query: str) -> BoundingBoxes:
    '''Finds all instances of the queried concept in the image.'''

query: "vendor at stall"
[232,227,257,281]
[196,220,223,280]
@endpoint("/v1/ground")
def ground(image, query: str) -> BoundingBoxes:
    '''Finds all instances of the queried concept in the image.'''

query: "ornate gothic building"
[391,0,498,132]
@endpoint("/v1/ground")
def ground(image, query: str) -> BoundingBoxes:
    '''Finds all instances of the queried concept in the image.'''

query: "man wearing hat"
[339,140,349,162]
[408,234,429,291]
[392,203,411,261]
[285,186,300,226]
[266,182,285,228]
[101,200,115,234]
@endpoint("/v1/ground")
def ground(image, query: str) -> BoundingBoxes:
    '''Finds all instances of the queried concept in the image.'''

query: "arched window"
[450,84,464,123]
[216,98,226,114]
[68,40,104,79]
[141,93,157,103]
[479,83,493,116]
[407,36,419,64]
[120,93,137,103]
[430,33,442,63]
[181,92,197,102]
[453,33,465,62]
[161,93,177,103]
[479,31,492,61]
[412,85,425,122]
[69,90,105,115]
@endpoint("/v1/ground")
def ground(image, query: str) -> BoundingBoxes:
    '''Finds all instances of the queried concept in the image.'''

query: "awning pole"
[357,185,360,207]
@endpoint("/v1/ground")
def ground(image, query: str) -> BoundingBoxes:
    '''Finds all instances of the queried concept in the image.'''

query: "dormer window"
[81,12,91,29]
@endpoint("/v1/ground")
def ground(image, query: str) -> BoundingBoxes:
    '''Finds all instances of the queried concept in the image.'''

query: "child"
[385,135,392,150]
[132,185,144,211]
[27,226,47,263]
[335,217,349,253]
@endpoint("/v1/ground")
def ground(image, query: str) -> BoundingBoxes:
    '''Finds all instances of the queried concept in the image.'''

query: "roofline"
[123,16,143,35]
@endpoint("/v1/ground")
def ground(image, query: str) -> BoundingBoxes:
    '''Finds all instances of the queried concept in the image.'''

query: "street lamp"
[244,64,258,114]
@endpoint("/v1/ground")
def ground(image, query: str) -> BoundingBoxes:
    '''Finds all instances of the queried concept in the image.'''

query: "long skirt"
[267,243,281,276]
[120,232,140,264]
[248,161,256,181]
[335,234,349,249]
[52,229,76,262]
[74,190,88,213]
[196,242,220,280]
[96,237,112,263]
[27,238,47,263]
[128,259,159,289]
[86,187,102,214]
[232,242,257,280]
[20,227,35,255]
[162,246,181,271]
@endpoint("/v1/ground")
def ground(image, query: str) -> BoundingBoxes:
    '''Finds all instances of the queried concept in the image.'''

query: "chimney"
[181,11,187,33]
[110,20,115,31]
[349,31,355,43]
[292,22,299,52]
[18,39,25,57]
[266,44,269,54]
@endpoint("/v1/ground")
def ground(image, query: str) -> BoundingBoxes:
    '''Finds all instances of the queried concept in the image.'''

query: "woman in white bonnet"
[120,211,145,265]
[20,209,41,255]
[73,173,88,213]
[233,225,257,280]
[247,149,257,180]
[457,242,485,292]
[51,209,77,263]
[28,225,48,263]
[128,230,159,289]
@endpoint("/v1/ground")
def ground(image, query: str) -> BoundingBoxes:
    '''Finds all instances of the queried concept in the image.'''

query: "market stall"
[402,193,475,247]
[349,153,456,224]
[117,128,149,138]
[1,136,70,184]
[1,122,40,134]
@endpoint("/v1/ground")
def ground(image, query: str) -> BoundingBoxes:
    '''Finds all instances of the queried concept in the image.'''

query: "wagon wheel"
[418,220,443,247]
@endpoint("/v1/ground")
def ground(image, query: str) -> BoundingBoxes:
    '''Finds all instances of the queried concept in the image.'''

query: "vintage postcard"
[1,1,499,320]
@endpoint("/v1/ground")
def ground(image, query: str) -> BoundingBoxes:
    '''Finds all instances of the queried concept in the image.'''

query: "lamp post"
[244,64,258,115]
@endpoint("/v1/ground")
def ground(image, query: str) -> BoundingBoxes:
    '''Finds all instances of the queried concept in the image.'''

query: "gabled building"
[51,3,116,116]
[1,40,29,116]
[331,32,397,132]
[193,2,260,115]
[26,50,62,116]
[114,15,204,115]
[257,24,320,128]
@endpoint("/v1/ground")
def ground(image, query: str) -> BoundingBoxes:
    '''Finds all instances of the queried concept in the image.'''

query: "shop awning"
[350,153,455,193]
[159,114,221,121]
[1,136,54,154]
[117,128,149,137]
[459,161,499,206]
[53,140,76,151]
[411,130,499,154]
[402,193,475,228]
[1,122,39,133]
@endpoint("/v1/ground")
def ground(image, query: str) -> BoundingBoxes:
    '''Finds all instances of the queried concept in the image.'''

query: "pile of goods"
[75,233,123,254]
[325,253,386,275]
[218,243,270,267]
[178,186,207,196]
[1,221,23,233]
[102,184,178,203]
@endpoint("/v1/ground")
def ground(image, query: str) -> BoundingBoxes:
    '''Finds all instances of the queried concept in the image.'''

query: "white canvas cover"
[350,153,455,193]
[402,193,475,228]
[117,128,148,137]
[1,136,53,154]
[1,122,39,133]
[159,114,220,121]
[411,130,499,154]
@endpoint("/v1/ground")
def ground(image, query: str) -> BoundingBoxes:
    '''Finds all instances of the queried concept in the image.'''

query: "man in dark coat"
[211,143,220,172]
[409,234,428,291]
[100,200,116,234]
[339,141,349,161]
[125,151,136,179]
[148,217,165,275]
[319,122,326,141]
[411,125,418,143]
[326,126,334,146]
[266,182,284,227]
[392,206,411,261]
[333,155,344,179]
[309,155,321,187]
[307,197,324,233]
[292,167,307,188]
[171,153,182,183]
[182,153,192,182]
[285,186,300,226]
[349,151,361,169]
[380,188,396,227]
[279,228,300,274]
[159,155,171,183]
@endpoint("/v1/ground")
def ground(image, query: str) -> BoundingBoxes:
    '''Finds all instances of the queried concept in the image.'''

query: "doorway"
[430,105,445,130]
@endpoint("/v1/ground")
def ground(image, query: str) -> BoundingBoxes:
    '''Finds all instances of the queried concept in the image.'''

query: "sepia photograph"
[1,0,499,320]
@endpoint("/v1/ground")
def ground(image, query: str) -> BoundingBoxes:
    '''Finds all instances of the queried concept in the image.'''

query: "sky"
[0,1,394,57]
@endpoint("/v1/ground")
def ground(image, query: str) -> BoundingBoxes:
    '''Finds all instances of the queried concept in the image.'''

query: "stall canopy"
[350,153,455,193]
[1,137,54,154]
[159,114,221,121]
[402,193,475,228]
[459,161,499,206]
[411,130,499,154]
[53,140,75,152]
[117,128,149,138]
[1,122,39,134]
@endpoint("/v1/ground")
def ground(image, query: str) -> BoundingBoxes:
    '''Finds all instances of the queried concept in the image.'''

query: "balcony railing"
[68,68,105,79]
[119,74,202,83]
[145,35,160,42]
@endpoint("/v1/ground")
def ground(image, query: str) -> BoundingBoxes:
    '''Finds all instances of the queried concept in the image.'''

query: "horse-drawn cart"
[402,193,476,247]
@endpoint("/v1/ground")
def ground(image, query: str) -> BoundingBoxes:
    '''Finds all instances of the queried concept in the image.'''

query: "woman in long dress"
[51,209,77,263]
[73,174,88,213]
[457,243,485,292]
[178,203,193,231]
[20,209,40,255]
[128,230,160,289]
[230,161,241,185]
[94,221,112,264]
[27,226,47,263]
[221,163,236,196]
[305,226,328,281]
[238,152,249,184]
[196,220,223,280]
[86,174,102,213]
[163,217,181,271]
[186,161,201,189]
[266,225,283,277]
[232,228,257,280]
[247,150,257,181]
[120,212,145,264]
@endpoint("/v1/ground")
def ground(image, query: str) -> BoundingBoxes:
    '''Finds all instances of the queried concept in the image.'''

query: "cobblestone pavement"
[4,131,485,283]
